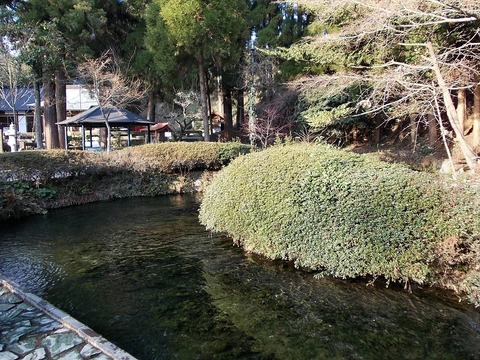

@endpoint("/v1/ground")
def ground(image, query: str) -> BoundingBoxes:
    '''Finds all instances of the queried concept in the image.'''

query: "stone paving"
[0,278,136,360]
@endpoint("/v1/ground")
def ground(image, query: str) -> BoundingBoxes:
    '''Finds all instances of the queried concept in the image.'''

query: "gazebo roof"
[57,106,154,127]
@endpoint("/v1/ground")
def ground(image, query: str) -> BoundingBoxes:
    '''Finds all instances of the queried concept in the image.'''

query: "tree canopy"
[146,0,250,140]
[2,0,480,164]
[272,0,480,170]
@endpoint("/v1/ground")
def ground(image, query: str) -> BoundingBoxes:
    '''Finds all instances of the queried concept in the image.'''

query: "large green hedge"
[0,142,250,220]
[0,142,250,182]
[199,144,480,296]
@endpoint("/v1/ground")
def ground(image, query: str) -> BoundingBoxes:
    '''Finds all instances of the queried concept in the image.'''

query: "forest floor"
[346,134,468,176]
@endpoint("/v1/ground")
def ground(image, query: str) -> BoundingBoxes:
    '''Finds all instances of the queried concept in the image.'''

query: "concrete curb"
[0,275,137,360]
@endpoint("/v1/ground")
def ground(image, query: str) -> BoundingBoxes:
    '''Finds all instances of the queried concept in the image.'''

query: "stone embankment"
[0,277,136,360]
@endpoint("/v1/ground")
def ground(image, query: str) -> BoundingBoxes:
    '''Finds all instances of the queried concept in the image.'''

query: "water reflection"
[0,195,479,359]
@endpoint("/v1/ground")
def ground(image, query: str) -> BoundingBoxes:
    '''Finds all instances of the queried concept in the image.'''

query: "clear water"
[0,195,479,360]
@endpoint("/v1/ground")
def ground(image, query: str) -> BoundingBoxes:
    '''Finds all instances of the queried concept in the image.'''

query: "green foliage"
[0,142,250,221]
[253,1,311,48]
[19,21,66,76]
[301,102,354,128]
[296,80,372,144]
[146,0,249,76]
[145,1,182,90]
[18,0,105,60]
[274,40,347,73]
[0,179,59,219]
[277,59,310,81]
[13,0,141,85]
[435,184,480,306]
[199,144,480,293]
[1,181,58,201]
[271,4,385,72]
[323,3,366,28]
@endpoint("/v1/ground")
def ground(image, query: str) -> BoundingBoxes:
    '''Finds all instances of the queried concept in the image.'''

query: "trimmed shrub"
[0,150,92,182]
[199,143,480,292]
[0,142,250,220]
[0,142,250,182]
[104,142,251,173]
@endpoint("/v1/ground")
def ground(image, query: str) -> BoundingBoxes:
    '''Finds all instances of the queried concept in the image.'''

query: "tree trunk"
[12,109,18,152]
[236,89,244,131]
[99,128,107,148]
[147,90,156,122]
[44,79,60,149]
[373,116,381,144]
[198,53,210,141]
[457,88,467,135]
[207,74,213,137]
[223,87,233,141]
[427,42,477,171]
[34,80,43,149]
[55,69,67,149]
[473,83,480,149]
[217,75,223,116]
[98,107,113,151]
[410,114,417,148]
[428,114,438,146]
[106,123,112,151]
[248,48,256,146]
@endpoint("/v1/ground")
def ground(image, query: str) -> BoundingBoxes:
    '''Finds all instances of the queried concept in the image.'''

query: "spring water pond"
[0,195,479,360]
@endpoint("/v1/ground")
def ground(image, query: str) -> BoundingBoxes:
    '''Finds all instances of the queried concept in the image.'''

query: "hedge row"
[0,142,250,220]
[0,142,251,182]
[199,143,480,304]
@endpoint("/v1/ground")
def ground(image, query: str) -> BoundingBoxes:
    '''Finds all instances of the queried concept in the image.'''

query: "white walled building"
[0,84,98,134]
[65,85,98,114]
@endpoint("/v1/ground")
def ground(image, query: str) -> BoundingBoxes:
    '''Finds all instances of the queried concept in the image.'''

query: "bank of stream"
[0,195,479,359]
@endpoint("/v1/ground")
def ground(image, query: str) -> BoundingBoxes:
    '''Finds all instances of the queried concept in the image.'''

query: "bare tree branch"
[77,51,149,151]
[286,0,480,170]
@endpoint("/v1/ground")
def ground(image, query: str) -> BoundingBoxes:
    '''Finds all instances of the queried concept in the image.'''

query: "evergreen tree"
[14,0,142,148]
[146,0,249,141]
[273,1,480,171]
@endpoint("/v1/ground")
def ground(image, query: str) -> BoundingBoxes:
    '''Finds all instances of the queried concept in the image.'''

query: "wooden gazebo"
[57,106,154,150]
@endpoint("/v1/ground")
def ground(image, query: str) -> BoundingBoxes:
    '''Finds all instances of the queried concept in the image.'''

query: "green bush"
[108,142,250,173]
[0,150,92,182]
[199,143,480,291]
[0,142,250,220]
[0,142,250,182]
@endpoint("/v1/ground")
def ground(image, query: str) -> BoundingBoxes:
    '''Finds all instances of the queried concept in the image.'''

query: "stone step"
[0,276,137,360]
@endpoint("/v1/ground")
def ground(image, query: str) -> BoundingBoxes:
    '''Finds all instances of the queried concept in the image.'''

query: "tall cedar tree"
[16,0,141,148]
[146,0,249,141]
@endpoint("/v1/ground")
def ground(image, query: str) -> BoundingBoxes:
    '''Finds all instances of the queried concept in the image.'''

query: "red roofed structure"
[139,122,173,142]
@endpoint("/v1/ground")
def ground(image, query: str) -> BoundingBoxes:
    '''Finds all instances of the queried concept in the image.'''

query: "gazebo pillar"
[64,126,68,150]
[81,126,86,151]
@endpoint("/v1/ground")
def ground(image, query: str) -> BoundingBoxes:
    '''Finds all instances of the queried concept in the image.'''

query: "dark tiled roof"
[0,87,37,111]
[57,106,154,126]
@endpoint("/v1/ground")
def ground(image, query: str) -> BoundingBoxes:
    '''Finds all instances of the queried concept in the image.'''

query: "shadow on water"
[1,194,479,359]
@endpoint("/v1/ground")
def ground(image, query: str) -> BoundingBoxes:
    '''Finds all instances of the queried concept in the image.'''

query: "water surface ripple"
[0,195,479,359]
